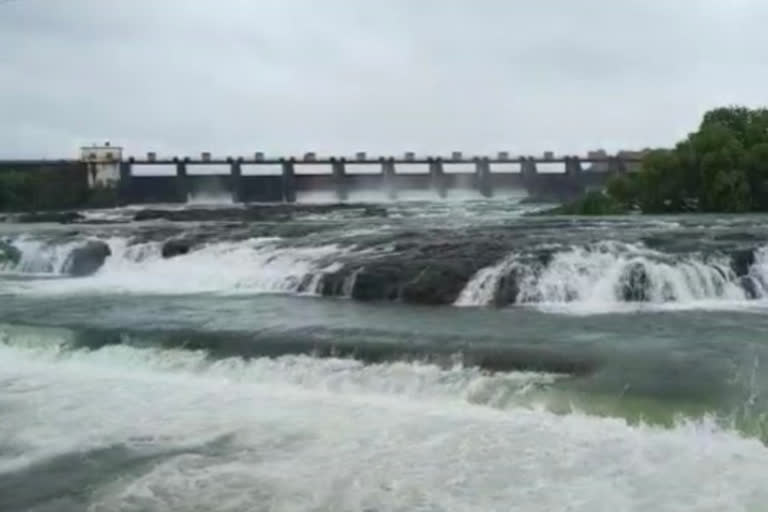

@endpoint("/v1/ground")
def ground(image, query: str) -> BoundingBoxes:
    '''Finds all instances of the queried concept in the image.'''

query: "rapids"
[2,199,768,510]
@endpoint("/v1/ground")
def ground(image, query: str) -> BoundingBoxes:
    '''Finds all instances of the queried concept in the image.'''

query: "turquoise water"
[1,201,768,511]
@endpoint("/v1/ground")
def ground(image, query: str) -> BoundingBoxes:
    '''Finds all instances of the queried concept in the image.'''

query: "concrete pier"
[565,157,583,176]
[475,158,492,198]
[521,157,538,179]
[281,159,296,203]
[176,159,188,202]
[382,158,397,200]
[331,158,347,201]
[430,158,446,198]
[230,158,242,203]
[119,161,132,201]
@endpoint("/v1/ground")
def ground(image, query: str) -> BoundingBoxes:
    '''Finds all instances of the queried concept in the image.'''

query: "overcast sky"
[1,0,767,158]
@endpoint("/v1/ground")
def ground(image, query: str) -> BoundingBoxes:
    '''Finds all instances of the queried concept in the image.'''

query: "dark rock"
[714,232,762,242]
[296,274,319,294]
[362,206,388,217]
[400,264,474,305]
[468,347,598,376]
[0,241,21,266]
[640,235,668,249]
[134,208,237,222]
[16,211,84,224]
[162,239,193,259]
[131,203,389,224]
[134,208,264,223]
[533,249,555,268]
[133,209,168,222]
[740,276,761,299]
[128,226,185,245]
[495,268,523,306]
[77,218,129,225]
[348,253,501,305]
[250,222,338,239]
[351,265,404,301]
[318,269,348,297]
[730,248,756,277]
[338,232,513,305]
[639,233,700,254]
[619,262,650,301]
[62,241,111,276]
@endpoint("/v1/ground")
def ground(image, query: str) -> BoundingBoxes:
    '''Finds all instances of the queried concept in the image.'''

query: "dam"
[1,146,643,204]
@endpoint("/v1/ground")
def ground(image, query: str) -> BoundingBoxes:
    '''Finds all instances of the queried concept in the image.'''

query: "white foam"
[1,340,767,511]
[0,237,84,275]
[745,246,768,297]
[77,208,135,223]
[5,237,352,296]
[454,254,517,306]
[186,191,234,206]
[295,189,527,205]
[455,242,768,314]
[520,243,744,303]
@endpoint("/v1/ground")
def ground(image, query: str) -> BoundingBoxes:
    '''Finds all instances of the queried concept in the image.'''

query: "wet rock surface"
[730,248,756,277]
[619,262,651,302]
[131,204,388,223]
[4,205,768,305]
[0,240,22,265]
[161,238,194,259]
[15,211,85,224]
[62,241,112,276]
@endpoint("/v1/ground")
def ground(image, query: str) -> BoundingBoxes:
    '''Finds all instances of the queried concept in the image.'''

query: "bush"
[541,190,629,215]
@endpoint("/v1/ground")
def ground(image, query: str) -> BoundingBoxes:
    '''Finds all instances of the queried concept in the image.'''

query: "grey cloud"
[1,0,768,158]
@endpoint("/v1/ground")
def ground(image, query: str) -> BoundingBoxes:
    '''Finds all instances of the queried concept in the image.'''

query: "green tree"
[746,143,768,209]
[691,126,747,210]
[605,174,636,207]
[0,166,91,212]
[710,170,751,212]
[700,106,768,148]
[700,106,752,139]
[600,105,768,213]
[635,150,687,212]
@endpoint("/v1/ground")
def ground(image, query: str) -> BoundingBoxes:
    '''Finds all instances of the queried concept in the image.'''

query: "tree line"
[562,106,768,214]
[0,167,116,212]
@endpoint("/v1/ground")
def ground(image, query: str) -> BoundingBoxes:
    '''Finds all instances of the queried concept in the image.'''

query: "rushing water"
[2,199,768,511]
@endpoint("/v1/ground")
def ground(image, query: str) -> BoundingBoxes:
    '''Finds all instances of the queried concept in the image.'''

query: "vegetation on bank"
[538,190,629,215]
[556,106,768,214]
[0,169,117,212]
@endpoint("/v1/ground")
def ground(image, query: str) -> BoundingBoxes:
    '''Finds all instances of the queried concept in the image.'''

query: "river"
[1,197,767,511]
